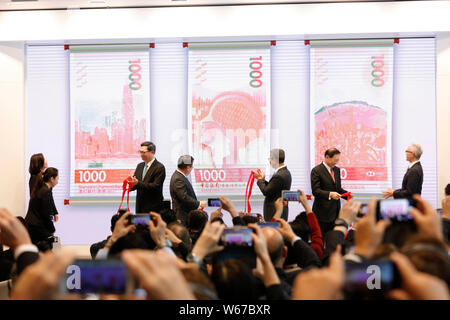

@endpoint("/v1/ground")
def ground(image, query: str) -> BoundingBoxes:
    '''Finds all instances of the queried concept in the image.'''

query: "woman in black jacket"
[28,153,47,195]
[25,167,59,245]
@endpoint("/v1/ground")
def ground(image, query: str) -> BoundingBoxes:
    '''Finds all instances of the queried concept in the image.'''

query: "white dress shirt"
[143,158,156,178]
[408,160,420,169]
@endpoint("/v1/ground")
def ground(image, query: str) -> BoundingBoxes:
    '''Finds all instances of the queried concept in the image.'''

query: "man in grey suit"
[253,149,292,221]
[170,155,207,226]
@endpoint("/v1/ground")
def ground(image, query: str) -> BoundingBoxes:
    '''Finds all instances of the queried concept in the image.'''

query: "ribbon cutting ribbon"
[244,172,255,213]
[303,192,352,202]
[117,178,133,214]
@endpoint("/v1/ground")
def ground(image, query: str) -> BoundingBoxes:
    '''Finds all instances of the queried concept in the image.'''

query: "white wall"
[0,42,24,217]
[0,1,449,244]
[437,35,450,205]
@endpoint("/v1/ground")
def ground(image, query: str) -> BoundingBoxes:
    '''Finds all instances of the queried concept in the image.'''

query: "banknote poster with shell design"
[309,42,394,194]
[188,43,271,196]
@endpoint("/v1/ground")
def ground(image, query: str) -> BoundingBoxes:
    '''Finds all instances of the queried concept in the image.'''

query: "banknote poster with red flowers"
[70,47,150,198]
[310,43,394,194]
[188,43,271,196]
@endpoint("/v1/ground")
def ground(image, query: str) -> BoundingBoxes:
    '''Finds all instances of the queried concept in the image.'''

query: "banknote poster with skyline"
[188,44,271,196]
[70,49,150,198]
[310,44,393,194]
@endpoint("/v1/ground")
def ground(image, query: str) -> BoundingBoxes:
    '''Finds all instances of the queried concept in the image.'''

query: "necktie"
[330,168,336,183]
[143,164,149,179]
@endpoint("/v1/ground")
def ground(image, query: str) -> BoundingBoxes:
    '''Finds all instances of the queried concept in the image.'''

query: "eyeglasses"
[138,150,150,155]
[405,150,413,153]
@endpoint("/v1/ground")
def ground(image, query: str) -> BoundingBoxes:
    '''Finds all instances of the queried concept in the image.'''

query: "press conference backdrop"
[26,38,437,244]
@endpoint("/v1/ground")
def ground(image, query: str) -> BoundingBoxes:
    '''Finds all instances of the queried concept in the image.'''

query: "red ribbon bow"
[117,178,133,214]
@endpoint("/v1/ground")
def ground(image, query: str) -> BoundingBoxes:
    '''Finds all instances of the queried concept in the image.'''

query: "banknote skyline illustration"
[74,85,147,160]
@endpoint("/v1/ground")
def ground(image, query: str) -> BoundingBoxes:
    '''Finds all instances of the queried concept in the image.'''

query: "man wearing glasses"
[128,141,166,213]
[382,143,424,199]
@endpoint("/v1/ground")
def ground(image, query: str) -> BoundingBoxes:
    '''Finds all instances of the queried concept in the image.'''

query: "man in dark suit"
[129,141,166,213]
[170,155,206,226]
[383,143,424,199]
[311,148,349,236]
[253,149,292,221]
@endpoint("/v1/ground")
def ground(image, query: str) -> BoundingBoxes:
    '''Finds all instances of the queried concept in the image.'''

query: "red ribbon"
[244,172,255,213]
[118,178,133,214]
[340,192,353,203]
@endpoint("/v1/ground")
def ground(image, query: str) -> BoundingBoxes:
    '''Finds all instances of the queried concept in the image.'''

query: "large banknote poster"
[188,43,271,196]
[310,42,394,194]
[70,46,150,199]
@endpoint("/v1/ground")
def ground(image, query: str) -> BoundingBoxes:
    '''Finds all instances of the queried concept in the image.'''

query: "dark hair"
[178,155,195,170]
[141,141,156,153]
[211,217,225,225]
[29,153,45,175]
[168,222,191,249]
[31,167,58,199]
[270,149,285,164]
[211,259,260,300]
[187,210,208,246]
[111,211,126,232]
[159,208,178,225]
[108,226,156,257]
[324,148,341,158]
[290,212,310,242]
[242,215,259,225]
[445,183,450,196]
[401,236,450,287]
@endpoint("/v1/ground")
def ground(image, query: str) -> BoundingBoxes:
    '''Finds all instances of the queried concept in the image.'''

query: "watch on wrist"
[157,238,172,249]
[187,252,203,265]
[334,218,349,229]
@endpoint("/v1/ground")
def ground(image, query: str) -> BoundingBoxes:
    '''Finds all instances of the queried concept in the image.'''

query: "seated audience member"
[187,210,209,246]
[90,212,125,259]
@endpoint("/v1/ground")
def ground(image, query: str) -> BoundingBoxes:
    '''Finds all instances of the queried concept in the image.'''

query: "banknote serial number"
[129,59,142,90]
[249,56,263,88]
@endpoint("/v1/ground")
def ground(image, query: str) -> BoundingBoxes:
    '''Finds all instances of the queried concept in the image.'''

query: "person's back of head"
[242,215,259,225]
[211,259,259,300]
[159,208,178,225]
[108,226,156,257]
[168,222,191,250]
[382,221,417,248]
[445,183,450,196]
[261,227,285,266]
[400,235,450,287]
[29,153,45,175]
[187,210,208,231]
[290,212,310,242]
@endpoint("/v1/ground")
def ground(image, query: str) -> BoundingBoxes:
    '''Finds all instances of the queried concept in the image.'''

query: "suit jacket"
[311,163,348,223]
[25,184,56,243]
[131,159,166,213]
[170,170,200,226]
[256,167,292,221]
[393,162,423,199]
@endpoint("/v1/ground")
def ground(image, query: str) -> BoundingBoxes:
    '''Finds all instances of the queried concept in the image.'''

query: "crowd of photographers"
[0,185,449,300]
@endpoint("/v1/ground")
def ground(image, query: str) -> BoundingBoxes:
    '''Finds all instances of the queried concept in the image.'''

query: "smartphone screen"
[129,214,151,226]
[377,199,414,222]
[208,198,221,207]
[282,190,301,201]
[357,203,369,217]
[344,260,401,296]
[258,222,280,229]
[61,259,132,294]
[221,227,253,247]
